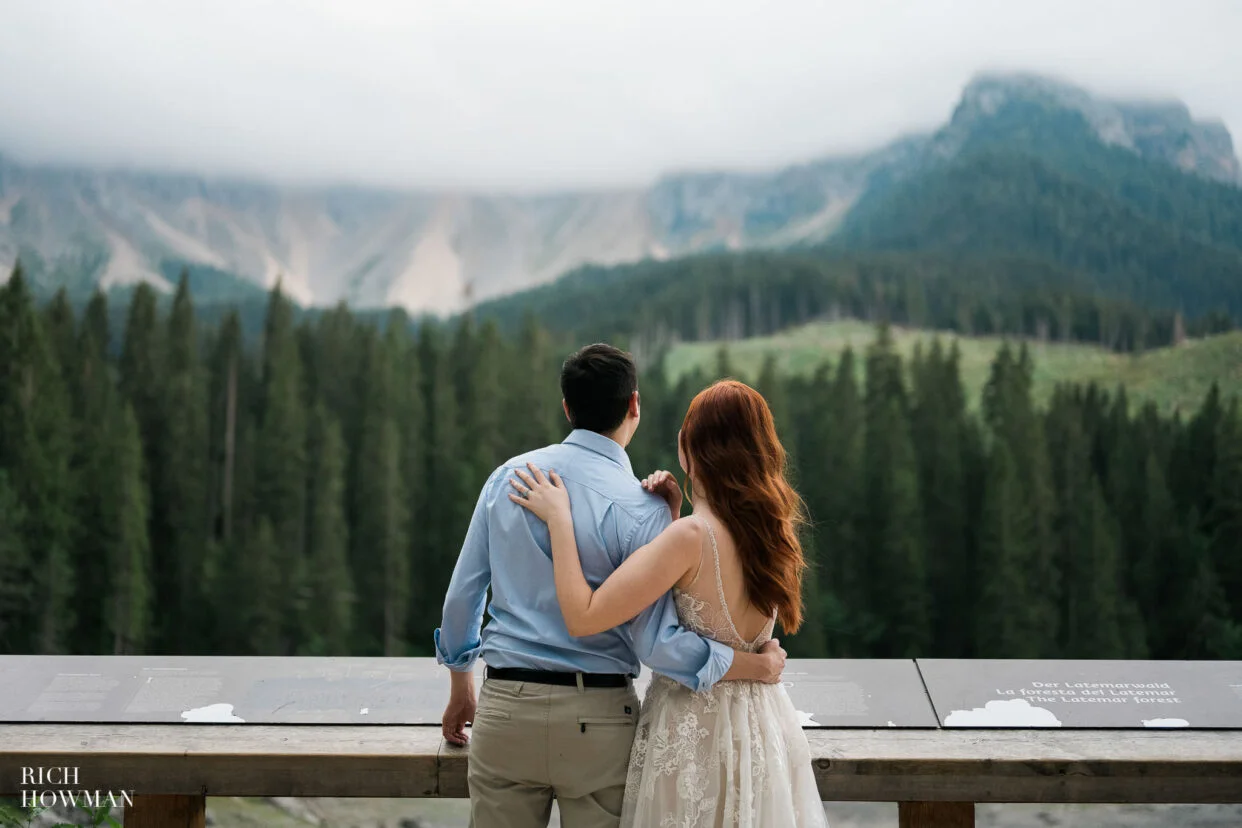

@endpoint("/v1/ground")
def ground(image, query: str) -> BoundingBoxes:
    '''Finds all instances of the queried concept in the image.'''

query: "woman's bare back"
[672,511,776,652]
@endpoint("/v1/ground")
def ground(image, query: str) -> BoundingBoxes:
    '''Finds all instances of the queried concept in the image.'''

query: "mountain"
[1,71,1239,314]
[836,73,1242,318]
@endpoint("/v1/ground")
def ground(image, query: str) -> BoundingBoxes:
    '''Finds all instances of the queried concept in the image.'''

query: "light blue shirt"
[434,429,735,691]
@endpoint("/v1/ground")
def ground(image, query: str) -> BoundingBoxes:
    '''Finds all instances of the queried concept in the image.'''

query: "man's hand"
[442,672,477,746]
[641,470,682,519]
[756,638,786,684]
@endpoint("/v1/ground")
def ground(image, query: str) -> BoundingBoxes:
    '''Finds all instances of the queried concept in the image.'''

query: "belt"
[485,667,631,688]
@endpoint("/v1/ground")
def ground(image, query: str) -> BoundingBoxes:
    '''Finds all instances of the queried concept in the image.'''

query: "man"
[435,343,786,828]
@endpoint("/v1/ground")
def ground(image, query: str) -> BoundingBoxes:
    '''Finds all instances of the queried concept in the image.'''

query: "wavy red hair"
[678,380,808,633]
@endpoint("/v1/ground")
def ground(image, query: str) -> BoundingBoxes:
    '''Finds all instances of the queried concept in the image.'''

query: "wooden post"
[899,801,974,828]
[124,794,206,828]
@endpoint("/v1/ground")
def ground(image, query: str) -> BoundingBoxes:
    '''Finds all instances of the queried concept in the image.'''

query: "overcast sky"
[0,0,1238,191]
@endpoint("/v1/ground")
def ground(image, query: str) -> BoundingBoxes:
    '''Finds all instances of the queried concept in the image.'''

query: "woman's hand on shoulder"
[641,469,683,519]
[509,463,571,525]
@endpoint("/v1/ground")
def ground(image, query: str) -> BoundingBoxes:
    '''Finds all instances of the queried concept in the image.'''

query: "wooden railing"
[1,656,1239,827]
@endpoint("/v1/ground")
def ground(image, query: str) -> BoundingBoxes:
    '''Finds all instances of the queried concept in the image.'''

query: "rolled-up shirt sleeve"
[625,506,734,691]
[434,470,497,671]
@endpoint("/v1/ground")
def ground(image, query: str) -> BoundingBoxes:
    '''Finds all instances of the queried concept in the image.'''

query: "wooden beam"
[1,725,1240,803]
[899,801,973,827]
[124,794,206,828]
[805,729,1242,803]
[0,725,442,798]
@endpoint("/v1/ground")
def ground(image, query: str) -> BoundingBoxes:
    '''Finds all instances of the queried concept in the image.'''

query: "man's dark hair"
[560,343,638,434]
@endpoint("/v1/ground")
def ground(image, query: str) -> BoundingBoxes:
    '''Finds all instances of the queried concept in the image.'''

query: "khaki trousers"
[467,677,641,828]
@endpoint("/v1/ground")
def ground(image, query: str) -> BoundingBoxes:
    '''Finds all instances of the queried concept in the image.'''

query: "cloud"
[944,699,1063,727]
[0,0,1238,190]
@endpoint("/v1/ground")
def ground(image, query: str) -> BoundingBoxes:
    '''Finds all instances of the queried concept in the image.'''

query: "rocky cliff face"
[1,72,1236,313]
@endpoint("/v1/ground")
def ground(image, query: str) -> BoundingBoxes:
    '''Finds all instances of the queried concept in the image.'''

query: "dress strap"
[684,519,708,589]
[694,514,746,647]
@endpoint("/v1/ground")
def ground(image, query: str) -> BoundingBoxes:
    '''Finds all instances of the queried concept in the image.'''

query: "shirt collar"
[563,428,634,476]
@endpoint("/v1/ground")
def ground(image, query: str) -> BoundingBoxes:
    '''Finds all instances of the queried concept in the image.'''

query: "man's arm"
[435,471,496,745]
[625,506,784,691]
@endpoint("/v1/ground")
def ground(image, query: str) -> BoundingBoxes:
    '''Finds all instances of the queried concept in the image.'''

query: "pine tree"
[983,342,1059,655]
[304,404,354,655]
[71,302,121,654]
[103,402,153,654]
[1132,450,1178,655]
[0,265,76,652]
[1208,400,1242,622]
[206,311,250,545]
[818,349,872,654]
[157,272,210,651]
[505,313,563,458]
[910,340,971,657]
[974,441,1027,657]
[42,288,78,385]
[414,323,466,642]
[237,519,283,655]
[0,471,31,652]
[862,325,930,656]
[254,284,308,654]
[351,329,413,655]
[118,282,165,467]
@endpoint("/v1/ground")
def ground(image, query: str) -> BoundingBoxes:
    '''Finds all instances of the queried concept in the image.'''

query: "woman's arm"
[509,463,699,638]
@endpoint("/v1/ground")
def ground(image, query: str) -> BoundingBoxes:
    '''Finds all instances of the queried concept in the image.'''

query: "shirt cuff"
[434,628,481,672]
[695,639,735,691]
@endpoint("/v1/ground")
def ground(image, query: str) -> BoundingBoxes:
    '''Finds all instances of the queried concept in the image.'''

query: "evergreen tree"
[0,266,76,652]
[817,350,873,654]
[42,288,78,385]
[236,519,283,655]
[304,404,354,655]
[983,343,1059,655]
[505,313,563,458]
[1208,400,1242,622]
[71,305,120,654]
[102,402,152,654]
[118,282,165,469]
[910,340,971,657]
[861,325,930,656]
[974,442,1027,657]
[414,323,467,643]
[156,273,210,651]
[0,471,30,652]
[1132,450,1178,656]
[352,330,413,655]
[254,284,308,654]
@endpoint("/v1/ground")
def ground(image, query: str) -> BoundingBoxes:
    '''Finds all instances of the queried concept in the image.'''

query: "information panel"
[0,656,937,727]
[918,659,1242,729]
[0,656,479,724]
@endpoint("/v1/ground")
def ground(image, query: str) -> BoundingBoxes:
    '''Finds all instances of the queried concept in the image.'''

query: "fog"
[0,0,1238,190]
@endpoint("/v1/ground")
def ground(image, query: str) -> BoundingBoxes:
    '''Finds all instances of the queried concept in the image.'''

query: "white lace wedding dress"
[621,515,829,828]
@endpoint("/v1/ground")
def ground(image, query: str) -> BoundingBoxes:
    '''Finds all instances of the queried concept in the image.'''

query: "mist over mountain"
[2,71,1238,315]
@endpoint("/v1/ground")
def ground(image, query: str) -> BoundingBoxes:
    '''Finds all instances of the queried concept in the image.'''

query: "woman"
[509,379,828,828]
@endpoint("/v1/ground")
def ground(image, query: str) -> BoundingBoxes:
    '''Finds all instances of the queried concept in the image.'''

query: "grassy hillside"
[666,320,1242,415]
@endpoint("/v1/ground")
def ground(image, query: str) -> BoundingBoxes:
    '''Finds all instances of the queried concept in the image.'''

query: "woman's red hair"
[678,380,808,633]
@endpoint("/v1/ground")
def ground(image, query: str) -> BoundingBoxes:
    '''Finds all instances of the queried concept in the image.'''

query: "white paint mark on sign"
[1142,718,1189,727]
[180,703,244,723]
[944,698,1062,727]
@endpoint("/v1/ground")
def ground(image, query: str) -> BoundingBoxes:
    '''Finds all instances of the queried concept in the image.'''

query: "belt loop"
[575,672,585,693]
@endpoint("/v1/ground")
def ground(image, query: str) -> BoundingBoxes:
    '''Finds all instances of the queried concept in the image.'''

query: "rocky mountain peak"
[952,72,1241,184]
